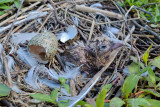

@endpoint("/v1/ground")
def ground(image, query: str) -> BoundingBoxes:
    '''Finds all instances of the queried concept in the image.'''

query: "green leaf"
[148,67,156,85]
[130,56,138,63]
[150,24,159,28]
[110,97,125,107]
[140,66,150,74]
[84,104,93,107]
[141,89,160,97]
[96,88,106,107]
[0,0,13,4]
[155,4,160,17]
[147,99,160,107]
[59,100,69,103]
[157,82,160,87]
[104,103,109,107]
[117,1,124,7]
[50,89,58,104]
[14,0,20,9]
[140,12,149,22]
[150,56,160,69]
[137,62,145,69]
[122,74,139,98]
[135,1,143,6]
[0,83,11,97]
[128,62,140,74]
[0,5,12,9]
[75,101,89,106]
[58,102,68,107]
[59,77,66,85]
[143,44,153,65]
[130,56,145,69]
[63,84,70,94]
[102,84,112,93]
[127,98,151,107]
[30,93,53,103]
[0,11,5,16]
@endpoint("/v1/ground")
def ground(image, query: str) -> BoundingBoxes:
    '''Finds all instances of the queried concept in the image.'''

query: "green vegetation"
[0,0,20,15]
[30,77,70,107]
[118,0,160,27]
[0,83,11,97]
[75,84,112,107]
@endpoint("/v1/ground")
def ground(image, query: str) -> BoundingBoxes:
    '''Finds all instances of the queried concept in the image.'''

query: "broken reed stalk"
[75,5,123,19]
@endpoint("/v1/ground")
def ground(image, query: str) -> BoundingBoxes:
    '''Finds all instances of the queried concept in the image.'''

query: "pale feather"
[17,47,38,66]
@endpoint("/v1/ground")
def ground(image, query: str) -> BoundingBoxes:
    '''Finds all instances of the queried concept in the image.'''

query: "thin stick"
[132,34,154,38]
[88,20,95,41]
[75,5,123,19]
[19,20,37,32]
[7,15,28,23]
[37,12,52,33]
[12,24,23,33]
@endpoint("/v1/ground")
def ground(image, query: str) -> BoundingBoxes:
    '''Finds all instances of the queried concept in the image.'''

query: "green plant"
[0,0,20,16]
[118,0,160,26]
[30,77,70,107]
[59,77,70,94]
[0,83,11,97]
[121,44,160,106]
[75,84,112,107]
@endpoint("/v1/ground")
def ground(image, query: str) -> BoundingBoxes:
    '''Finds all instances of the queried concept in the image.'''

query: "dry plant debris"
[0,0,160,107]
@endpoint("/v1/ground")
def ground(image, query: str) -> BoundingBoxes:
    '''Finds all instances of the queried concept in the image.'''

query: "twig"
[88,20,95,41]
[75,5,123,19]
[134,6,153,18]
[55,54,65,71]
[132,34,154,38]
[77,29,87,42]
[12,24,23,33]
[37,12,53,33]
[141,2,160,7]
[7,15,28,24]
[48,0,68,26]
[19,20,36,32]
[132,20,160,40]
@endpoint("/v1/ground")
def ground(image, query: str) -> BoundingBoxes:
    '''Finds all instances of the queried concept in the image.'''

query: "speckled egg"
[28,32,58,61]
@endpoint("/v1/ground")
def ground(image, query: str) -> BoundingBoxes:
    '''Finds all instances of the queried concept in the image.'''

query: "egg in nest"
[28,32,58,63]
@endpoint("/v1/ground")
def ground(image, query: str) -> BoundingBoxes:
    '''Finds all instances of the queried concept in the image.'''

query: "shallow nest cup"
[28,32,58,61]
